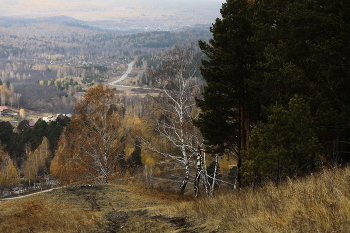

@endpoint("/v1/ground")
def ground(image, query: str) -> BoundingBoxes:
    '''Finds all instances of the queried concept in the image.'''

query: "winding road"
[108,61,161,91]
[108,61,135,85]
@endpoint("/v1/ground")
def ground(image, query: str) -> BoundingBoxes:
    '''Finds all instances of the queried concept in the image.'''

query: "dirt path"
[0,188,56,202]
[0,184,212,232]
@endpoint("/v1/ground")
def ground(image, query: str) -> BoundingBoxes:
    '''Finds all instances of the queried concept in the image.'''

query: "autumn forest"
[0,15,213,192]
[1,0,350,192]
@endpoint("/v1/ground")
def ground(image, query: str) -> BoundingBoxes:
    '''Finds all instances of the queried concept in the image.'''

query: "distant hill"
[1,0,222,27]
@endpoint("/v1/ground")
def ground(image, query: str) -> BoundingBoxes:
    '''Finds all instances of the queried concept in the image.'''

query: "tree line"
[0,116,70,186]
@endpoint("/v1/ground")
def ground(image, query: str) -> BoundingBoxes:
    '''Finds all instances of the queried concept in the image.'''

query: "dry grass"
[2,168,350,232]
[0,184,196,232]
[175,167,350,232]
[0,198,100,232]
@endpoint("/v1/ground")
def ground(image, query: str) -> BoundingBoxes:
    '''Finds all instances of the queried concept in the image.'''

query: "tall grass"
[175,167,350,232]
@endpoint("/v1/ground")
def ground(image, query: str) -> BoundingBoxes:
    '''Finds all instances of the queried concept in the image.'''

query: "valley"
[0,16,210,116]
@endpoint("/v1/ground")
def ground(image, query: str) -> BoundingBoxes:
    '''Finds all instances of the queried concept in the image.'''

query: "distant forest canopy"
[0,17,210,113]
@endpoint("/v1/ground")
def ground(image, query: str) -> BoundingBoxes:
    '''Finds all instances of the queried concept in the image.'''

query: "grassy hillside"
[1,167,350,232]
[176,167,350,232]
[0,184,195,233]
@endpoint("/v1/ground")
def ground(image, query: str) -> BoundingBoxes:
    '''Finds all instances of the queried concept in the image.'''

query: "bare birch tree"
[141,45,203,193]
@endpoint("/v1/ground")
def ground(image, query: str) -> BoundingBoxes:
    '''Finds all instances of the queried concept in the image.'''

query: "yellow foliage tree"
[0,149,19,186]
[51,133,97,184]
[24,137,50,183]
[51,85,126,184]
[19,109,25,119]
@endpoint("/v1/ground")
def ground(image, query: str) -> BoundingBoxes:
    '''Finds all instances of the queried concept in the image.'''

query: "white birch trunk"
[194,148,202,197]
[209,155,219,197]
[179,159,190,194]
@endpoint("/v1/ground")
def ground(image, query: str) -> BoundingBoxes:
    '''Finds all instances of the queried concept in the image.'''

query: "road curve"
[109,61,135,85]
[107,61,161,92]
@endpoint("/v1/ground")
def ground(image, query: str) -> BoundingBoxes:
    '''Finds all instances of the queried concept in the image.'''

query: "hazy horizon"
[1,0,224,25]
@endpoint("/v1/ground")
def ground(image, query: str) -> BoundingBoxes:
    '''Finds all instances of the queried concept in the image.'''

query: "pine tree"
[242,95,319,186]
[126,139,142,171]
[195,0,257,186]
[253,0,350,164]
[0,121,13,148]
[196,0,350,187]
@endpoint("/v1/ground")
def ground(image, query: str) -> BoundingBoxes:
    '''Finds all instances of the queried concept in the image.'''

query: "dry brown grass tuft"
[130,185,194,202]
[175,167,350,232]
[0,198,100,233]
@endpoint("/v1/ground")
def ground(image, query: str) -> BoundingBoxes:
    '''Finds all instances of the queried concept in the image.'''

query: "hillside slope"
[0,184,203,232]
[1,167,350,232]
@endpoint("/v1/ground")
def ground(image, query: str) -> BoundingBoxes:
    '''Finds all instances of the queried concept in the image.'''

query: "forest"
[0,0,349,210]
[0,13,212,190]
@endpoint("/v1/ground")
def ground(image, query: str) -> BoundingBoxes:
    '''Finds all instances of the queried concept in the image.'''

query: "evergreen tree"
[46,115,71,155]
[196,0,350,187]
[126,139,142,172]
[17,120,30,133]
[253,0,350,164]
[228,166,237,183]
[195,0,257,186]
[30,119,48,151]
[241,95,319,186]
[0,121,13,148]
